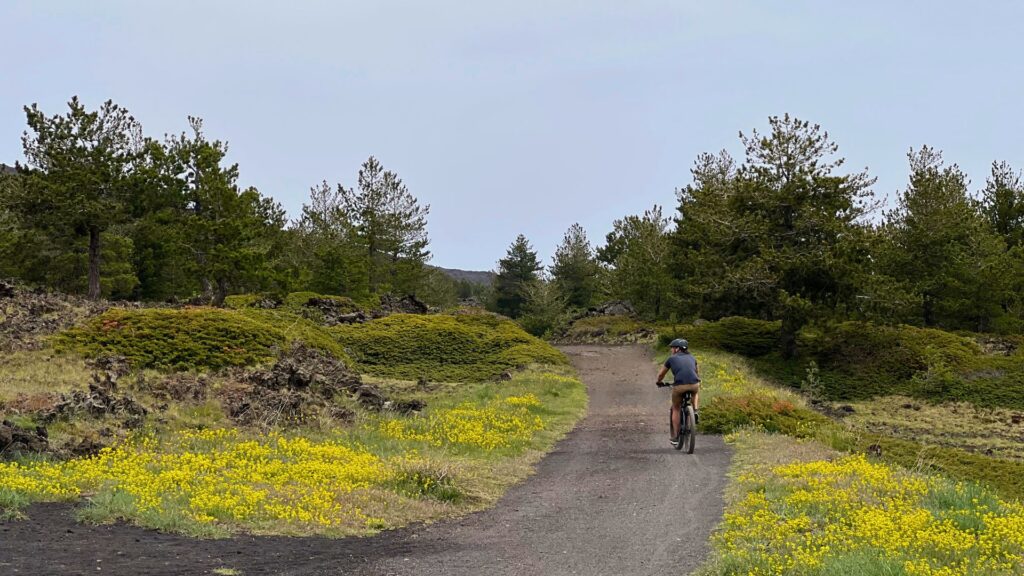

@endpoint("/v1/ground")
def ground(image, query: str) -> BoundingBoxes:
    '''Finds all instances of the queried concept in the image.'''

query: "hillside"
[0,286,585,537]
[435,266,495,286]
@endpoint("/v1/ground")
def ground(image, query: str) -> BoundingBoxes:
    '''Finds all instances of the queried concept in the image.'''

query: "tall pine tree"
[493,234,542,318]
[12,97,143,299]
[341,157,430,295]
[550,223,600,309]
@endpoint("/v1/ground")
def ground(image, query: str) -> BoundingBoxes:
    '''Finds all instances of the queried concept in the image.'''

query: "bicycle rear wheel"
[682,405,696,454]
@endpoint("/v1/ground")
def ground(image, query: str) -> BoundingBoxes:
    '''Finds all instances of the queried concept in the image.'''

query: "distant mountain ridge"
[435,267,495,286]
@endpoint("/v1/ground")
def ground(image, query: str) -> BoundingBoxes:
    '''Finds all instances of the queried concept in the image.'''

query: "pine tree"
[671,116,876,356]
[598,206,672,318]
[165,117,285,305]
[341,157,431,295]
[550,223,600,309]
[294,181,368,298]
[12,97,143,299]
[881,147,1009,330]
[981,161,1024,249]
[493,234,543,318]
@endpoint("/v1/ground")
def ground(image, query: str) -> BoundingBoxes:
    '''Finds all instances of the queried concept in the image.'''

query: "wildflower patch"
[0,369,586,536]
[705,432,1024,576]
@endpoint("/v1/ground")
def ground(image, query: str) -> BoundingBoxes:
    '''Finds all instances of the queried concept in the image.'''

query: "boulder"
[377,294,429,316]
[0,420,49,458]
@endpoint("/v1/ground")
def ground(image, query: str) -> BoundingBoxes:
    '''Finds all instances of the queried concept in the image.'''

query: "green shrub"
[659,317,781,357]
[56,308,350,371]
[223,294,265,310]
[701,393,828,437]
[56,308,284,370]
[283,292,358,313]
[331,312,567,381]
[236,309,351,361]
[718,320,1024,410]
[561,316,648,339]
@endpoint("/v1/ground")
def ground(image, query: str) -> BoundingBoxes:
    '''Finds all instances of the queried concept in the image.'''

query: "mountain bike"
[657,382,696,453]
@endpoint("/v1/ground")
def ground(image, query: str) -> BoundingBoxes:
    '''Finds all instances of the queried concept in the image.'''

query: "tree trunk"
[212,277,228,307]
[780,321,799,359]
[87,226,102,300]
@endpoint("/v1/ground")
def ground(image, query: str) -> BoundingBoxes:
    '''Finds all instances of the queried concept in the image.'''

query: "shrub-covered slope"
[56,307,351,371]
[331,312,567,381]
[659,317,1024,410]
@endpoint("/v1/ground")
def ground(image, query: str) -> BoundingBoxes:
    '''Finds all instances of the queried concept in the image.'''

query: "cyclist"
[656,338,700,446]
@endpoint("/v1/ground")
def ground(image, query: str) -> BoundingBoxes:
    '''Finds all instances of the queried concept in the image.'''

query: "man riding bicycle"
[656,338,700,446]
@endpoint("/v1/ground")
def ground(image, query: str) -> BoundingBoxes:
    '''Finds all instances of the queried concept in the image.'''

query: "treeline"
[4,100,1022,345]
[492,115,1024,348]
[0,97,480,305]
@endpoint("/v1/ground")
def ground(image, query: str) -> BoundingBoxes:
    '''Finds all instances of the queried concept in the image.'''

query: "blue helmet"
[669,338,688,350]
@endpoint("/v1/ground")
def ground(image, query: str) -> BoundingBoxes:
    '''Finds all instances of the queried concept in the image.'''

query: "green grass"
[55,308,288,371]
[699,429,1024,576]
[685,348,1024,502]
[851,433,1024,502]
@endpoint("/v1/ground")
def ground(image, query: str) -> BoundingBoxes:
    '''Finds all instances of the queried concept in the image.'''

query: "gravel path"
[0,345,731,575]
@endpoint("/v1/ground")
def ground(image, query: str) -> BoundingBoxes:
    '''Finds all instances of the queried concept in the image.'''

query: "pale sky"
[2,1,1022,270]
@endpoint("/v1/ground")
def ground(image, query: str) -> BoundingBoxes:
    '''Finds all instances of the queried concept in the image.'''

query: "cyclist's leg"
[674,384,700,429]
[670,387,683,439]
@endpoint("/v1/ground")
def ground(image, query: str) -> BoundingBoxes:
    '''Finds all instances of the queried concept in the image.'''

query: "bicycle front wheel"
[682,405,696,454]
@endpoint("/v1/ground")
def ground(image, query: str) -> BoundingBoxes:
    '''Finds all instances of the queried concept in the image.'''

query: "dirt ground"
[0,345,731,576]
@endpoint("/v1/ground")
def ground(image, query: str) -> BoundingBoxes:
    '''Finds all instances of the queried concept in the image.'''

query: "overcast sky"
[2,1,1023,270]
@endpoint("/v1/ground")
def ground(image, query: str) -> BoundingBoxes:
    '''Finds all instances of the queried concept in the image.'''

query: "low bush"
[236,309,351,360]
[222,294,267,310]
[659,317,780,357]
[751,321,1024,409]
[283,292,359,314]
[700,393,828,437]
[331,312,567,382]
[56,308,350,371]
[556,315,651,342]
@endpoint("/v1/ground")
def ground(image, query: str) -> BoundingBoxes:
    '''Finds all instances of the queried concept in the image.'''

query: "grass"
[0,366,587,537]
[0,350,91,403]
[686,347,1024,575]
[687,348,1024,502]
[843,395,1024,461]
[698,430,1024,576]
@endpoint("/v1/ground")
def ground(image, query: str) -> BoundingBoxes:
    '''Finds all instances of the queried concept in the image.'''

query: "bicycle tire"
[683,405,696,454]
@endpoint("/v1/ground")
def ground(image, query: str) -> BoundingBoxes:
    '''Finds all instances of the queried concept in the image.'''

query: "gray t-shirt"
[664,352,700,384]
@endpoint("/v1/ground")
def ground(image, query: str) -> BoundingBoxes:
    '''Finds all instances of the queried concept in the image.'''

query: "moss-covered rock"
[330,312,567,381]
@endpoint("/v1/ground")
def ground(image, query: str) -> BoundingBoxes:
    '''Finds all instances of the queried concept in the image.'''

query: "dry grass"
[842,395,1024,461]
[0,350,91,402]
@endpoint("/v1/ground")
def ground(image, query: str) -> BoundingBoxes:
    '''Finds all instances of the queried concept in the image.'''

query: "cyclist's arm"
[656,365,669,384]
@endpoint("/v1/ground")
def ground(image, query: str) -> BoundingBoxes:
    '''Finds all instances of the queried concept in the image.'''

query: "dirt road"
[0,345,730,575]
